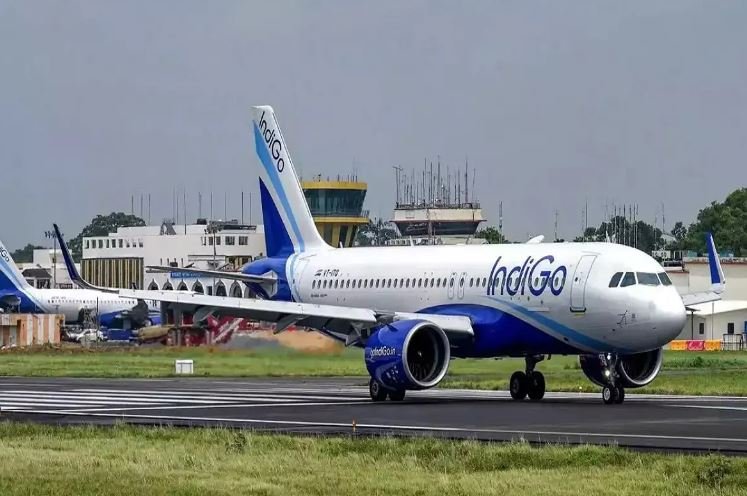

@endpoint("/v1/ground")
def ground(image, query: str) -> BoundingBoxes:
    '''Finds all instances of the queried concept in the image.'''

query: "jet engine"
[365,319,450,391]
[580,348,663,388]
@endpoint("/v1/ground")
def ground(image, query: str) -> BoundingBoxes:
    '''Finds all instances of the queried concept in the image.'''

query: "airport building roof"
[689,300,747,316]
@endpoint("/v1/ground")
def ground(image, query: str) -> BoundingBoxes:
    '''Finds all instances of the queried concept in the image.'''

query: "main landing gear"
[600,353,625,405]
[509,355,546,401]
[369,378,406,402]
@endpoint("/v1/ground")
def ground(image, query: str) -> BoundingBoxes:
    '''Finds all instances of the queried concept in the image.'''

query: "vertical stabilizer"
[0,240,32,292]
[705,232,726,293]
[251,106,328,256]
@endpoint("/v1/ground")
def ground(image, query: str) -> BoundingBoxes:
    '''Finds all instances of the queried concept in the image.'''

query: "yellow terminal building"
[301,177,369,248]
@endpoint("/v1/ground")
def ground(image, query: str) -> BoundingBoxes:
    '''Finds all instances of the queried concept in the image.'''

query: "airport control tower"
[301,176,369,247]
[390,163,486,245]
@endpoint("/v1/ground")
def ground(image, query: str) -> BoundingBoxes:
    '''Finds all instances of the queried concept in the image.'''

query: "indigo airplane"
[0,236,157,328]
[119,106,725,404]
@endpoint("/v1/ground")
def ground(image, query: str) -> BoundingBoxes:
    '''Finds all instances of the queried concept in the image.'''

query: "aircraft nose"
[657,292,686,345]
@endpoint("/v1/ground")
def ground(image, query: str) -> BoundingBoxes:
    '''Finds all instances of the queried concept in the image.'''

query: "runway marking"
[8,408,747,445]
[0,387,368,412]
[670,404,747,412]
[52,400,369,413]
[74,389,364,402]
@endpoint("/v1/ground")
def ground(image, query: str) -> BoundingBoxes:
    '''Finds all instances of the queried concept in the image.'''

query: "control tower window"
[608,272,623,288]
[620,272,636,287]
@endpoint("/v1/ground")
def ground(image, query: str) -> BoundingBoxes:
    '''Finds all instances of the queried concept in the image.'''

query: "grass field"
[1,345,747,396]
[0,422,745,495]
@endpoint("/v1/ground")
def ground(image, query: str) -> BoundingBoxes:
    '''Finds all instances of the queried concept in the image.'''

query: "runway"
[2,377,747,453]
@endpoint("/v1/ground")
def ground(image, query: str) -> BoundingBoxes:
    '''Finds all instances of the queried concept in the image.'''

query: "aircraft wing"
[679,232,726,307]
[146,266,275,284]
[117,289,474,342]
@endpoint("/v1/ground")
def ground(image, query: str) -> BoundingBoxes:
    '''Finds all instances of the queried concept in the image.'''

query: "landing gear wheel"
[527,371,546,401]
[388,389,406,401]
[369,378,388,402]
[614,385,625,404]
[509,371,528,400]
[601,385,625,404]
[602,386,615,404]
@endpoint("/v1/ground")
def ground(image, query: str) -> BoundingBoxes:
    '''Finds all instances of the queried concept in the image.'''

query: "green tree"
[10,244,46,263]
[355,218,399,246]
[575,217,663,253]
[69,212,146,260]
[475,227,506,244]
[685,188,747,256]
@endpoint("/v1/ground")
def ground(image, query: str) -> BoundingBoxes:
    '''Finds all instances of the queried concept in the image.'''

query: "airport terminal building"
[82,219,265,297]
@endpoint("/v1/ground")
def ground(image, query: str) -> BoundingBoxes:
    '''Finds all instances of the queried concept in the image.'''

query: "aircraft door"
[291,257,311,300]
[447,271,456,299]
[457,271,467,299]
[570,255,597,312]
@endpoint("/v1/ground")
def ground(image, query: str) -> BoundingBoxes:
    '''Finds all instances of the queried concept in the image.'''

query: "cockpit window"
[658,272,672,286]
[609,272,623,288]
[636,272,660,286]
[620,272,636,287]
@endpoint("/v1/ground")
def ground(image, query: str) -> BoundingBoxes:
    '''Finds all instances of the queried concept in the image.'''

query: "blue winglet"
[705,232,726,291]
[53,224,84,285]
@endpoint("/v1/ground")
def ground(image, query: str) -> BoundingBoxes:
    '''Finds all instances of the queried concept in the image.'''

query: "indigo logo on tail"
[258,111,285,173]
[0,246,9,263]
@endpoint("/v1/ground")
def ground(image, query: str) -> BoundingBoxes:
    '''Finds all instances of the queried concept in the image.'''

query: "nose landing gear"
[509,355,546,401]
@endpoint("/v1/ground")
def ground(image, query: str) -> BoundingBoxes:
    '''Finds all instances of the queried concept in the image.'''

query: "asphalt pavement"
[2,377,746,453]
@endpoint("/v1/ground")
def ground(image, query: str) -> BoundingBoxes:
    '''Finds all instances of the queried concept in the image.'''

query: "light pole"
[43,228,61,289]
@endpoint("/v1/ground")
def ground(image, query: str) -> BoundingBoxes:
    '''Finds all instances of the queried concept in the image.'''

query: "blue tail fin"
[0,240,32,292]
[705,232,726,292]
[259,179,295,257]
[252,106,329,256]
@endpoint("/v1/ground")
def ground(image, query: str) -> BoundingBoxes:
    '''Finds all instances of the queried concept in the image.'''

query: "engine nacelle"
[365,319,450,391]
[580,348,663,388]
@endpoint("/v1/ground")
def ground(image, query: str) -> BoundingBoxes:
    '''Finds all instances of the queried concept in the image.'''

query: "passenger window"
[469,278,474,287]
[620,272,636,287]
[418,279,422,288]
[658,272,672,286]
[636,273,660,286]
[334,280,339,289]
[609,272,623,288]
[405,279,410,288]
[450,278,454,287]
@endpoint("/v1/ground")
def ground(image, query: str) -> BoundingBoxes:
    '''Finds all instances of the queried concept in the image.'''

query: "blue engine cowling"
[364,319,451,391]
[579,348,663,388]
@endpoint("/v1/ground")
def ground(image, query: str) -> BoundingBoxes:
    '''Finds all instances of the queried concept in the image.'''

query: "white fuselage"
[284,242,685,354]
[12,287,157,325]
